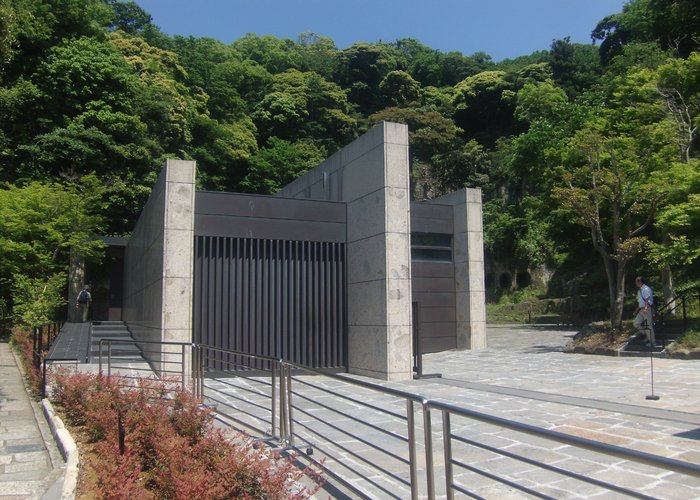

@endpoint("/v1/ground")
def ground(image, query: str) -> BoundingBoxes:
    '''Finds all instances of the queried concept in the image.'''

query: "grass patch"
[667,325,700,354]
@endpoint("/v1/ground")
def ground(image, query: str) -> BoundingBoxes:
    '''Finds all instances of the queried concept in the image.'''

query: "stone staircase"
[620,319,689,357]
[90,321,145,363]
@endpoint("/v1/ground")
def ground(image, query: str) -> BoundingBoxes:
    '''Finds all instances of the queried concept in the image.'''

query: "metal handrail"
[195,345,284,439]
[41,357,80,397]
[99,338,195,392]
[427,399,700,499]
[98,340,700,499]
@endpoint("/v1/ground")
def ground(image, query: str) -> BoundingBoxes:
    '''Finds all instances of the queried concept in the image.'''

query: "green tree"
[105,0,153,35]
[550,37,602,98]
[593,0,700,62]
[0,179,105,317]
[240,137,325,194]
[452,70,516,146]
[655,52,700,163]
[378,70,421,108]
[334,42,399,112]
[553,128,667,327]
[514,81,568,123]
[296,32,337,79]
[0,0,15,67]
[647,160,700,281]
[253,69,357,151]
[232,33,301,74]
[190,115,258,191]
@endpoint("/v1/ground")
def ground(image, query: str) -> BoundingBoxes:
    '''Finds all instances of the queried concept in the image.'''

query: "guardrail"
[41,358,80,397]
[97,339,195,392]
[32,322,62,370]
[99,342,700,499]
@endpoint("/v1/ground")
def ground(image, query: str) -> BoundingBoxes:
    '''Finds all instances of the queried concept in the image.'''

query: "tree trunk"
[662,265,675,316]
[599,251,620,327]
[612,263,626,329]
[68,248,85,322]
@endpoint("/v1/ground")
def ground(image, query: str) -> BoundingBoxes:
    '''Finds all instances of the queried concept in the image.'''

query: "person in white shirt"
[633,276,655,346]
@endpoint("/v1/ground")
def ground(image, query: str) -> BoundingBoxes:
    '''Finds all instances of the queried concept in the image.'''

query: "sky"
[132,0,628,61]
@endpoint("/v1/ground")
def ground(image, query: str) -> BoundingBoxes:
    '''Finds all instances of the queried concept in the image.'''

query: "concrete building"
[114,122,485,381]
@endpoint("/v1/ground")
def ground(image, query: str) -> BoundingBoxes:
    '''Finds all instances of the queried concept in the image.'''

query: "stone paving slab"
[208,325,700,499]
[0,342,64,499]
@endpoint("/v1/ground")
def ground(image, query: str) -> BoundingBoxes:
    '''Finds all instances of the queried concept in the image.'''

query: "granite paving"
[0,342,64,499]
[208,325,700,499]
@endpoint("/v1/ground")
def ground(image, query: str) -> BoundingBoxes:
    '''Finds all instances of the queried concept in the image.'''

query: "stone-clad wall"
[277,122,413,380]
[429,188,486,349]
[123,160,196,360]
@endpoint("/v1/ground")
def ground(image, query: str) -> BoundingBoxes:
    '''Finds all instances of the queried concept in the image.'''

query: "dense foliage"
[1,0,698,325]
[49,369,322,498]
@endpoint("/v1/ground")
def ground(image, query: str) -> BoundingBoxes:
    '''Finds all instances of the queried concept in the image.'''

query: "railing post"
[443,410,454,500]
[42,358,47,398]
[98,339,103,375]
[181,345,186,392]
[407,400,419,500]
[107,341,112,377]
[286,364,295,447]
[683,296,687,331]
[32,326,38,368]
[279,363,288,443]
[199,346,204,397]
[271,362,277,438]
[423,404,436,500]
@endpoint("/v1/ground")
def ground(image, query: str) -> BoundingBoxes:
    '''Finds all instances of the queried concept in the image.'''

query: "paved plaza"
[209,325,700,499]
[2,325,700,498]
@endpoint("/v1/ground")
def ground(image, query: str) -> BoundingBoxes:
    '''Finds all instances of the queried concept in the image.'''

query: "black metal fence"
[193,236,347,370]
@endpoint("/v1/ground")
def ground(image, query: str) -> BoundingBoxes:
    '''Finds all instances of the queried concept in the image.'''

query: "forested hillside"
[1,0,698,325]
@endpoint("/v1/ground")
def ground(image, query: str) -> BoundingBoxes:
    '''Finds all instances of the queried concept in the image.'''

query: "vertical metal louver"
[193,236,347,370]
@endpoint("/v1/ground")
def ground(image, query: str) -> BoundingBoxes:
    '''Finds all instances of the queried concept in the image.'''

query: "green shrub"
[49,370,323,499]
[675,327,700,349]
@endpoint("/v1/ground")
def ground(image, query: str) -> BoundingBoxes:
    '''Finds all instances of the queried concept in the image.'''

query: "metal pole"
[443,410,454,500]
[271,362,277,437]
[198,346,204,397]
[646,343,660,401]
[682,296,687,331]
[42,358,47,398]
[191,345,197,396]
[407,400,418,500]
[32,327,38,368]
[423,405,435,500]
[181,345,186,392]
[286,365,295,447]
[108,342,112,378]
[279,364,288,443]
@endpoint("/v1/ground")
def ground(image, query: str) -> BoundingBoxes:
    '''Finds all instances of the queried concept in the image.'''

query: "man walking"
[633,276,655,346]
[76,285,92,323]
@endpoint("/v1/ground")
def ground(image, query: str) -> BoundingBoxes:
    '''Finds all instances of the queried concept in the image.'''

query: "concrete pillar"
[123,159,196,370]
[277,122,413,380]
[430,188,487,349]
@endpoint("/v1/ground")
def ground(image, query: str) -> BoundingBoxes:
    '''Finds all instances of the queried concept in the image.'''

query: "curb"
[42,399,79,500]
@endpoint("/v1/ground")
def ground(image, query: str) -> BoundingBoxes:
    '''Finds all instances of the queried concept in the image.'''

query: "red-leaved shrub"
[49,370,323,499]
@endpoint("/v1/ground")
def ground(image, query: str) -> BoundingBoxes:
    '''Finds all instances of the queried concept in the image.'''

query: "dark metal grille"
[193,236,347,370]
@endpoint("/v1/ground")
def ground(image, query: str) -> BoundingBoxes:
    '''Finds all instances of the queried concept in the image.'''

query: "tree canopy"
[1,0,699,324]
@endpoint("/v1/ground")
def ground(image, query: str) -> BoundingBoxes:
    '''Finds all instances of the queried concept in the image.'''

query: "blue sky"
[133,0,628,61]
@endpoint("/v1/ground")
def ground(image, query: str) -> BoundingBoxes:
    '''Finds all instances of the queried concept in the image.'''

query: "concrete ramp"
[46,321,146,365]
[46,322,91,363]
